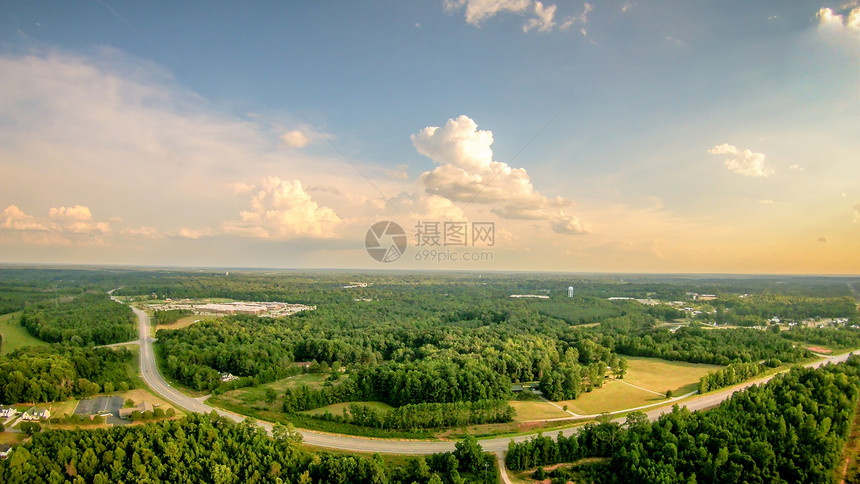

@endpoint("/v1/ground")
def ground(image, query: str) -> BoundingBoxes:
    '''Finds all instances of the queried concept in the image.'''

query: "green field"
[303,401,394,417]
[560,379,664,415]
[0,311,49,355]
[222,373,334,406]
[622,356,722,395]
[509,400,570,422]
[558,356,721,415]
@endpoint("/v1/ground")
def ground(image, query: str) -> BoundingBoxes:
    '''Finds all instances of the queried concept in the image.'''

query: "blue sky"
[1,1,858,273]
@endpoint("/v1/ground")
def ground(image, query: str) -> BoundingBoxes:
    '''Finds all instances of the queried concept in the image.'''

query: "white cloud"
[817,6,860,30]
[854,202,860,223]
[708,143,775,177]
[444,0,531,25]
[523,2,557,32]
[1,204,111,244]
[411,115,590,233]
[445,0,587,33]
[789,164,803,172]
[759,199,775,205]
[49,205,111,234]
[550,214,591,234]
[2,205,49,231]
[224,177,341,238]
[280,130,310,148]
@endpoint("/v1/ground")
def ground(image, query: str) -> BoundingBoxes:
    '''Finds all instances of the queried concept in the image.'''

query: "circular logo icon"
[365,221,407,263]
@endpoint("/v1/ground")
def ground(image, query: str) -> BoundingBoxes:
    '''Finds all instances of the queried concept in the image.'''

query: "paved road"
[131,303,857,456]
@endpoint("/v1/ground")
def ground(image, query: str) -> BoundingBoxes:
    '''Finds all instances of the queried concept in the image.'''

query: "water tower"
[568,286,574,298]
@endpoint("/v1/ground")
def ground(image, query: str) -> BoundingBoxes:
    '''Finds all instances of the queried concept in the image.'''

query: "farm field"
[0,311,48,355]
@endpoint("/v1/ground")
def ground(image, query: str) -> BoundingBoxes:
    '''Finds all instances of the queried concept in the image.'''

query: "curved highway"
[132,306,856,455]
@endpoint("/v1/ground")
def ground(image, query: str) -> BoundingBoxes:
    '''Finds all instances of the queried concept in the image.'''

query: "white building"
[21,407,50,421]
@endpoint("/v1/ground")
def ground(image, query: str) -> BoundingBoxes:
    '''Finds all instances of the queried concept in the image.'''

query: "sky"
[0,1,858,274]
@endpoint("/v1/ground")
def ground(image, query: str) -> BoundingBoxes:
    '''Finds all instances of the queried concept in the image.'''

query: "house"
[0,444,12,459]
[220,372,239,382]
[0,407,17,419]
[119,401,154,419]
[21,407,50,421]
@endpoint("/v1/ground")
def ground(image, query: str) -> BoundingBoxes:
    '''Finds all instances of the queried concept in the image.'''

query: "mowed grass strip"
[622,356,722,395]
[509,400,570,422]
[560,379,663,415]
[302,401,393,417]
[0,311,49,355]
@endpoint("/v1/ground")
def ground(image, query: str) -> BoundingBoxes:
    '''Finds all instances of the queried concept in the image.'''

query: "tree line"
[697,361,766,394]
[310,400,514,430]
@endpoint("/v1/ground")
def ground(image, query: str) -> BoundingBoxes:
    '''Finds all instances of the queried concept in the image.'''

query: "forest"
[20,293,136,346]
[144,270,860,432]
[0,412,499,484]
[0,346,136,404]
[505,357,860,483]
[1,268,859,443]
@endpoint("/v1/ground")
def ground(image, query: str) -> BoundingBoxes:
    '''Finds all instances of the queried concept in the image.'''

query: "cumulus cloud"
[854,202,860,223]
[708,143,775,177]
[551,215,591,234]
[789,164,803,172]
[2,205,49,231]
[224,177,341,238]
[411,115,590,234]
[49,205,111,234]
[280,130,310,148]
[1,204,111,244]
[817,6,860,30]
[445,0,587,33]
